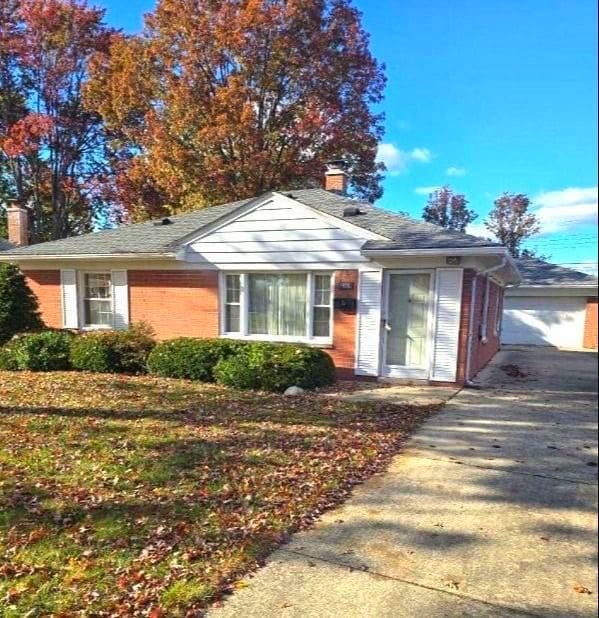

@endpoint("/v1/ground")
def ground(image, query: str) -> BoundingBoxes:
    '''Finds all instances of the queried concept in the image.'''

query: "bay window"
[223,272,333,342]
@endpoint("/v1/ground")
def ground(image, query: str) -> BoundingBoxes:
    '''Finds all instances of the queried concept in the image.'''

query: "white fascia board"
[361,247,507,257]
[507,284,598,297]
[361,246,521,285]
[0,252,177,262]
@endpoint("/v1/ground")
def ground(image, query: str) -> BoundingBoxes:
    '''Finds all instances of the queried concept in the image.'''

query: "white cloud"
[377,143,432,176]
[533,187,598,234]
[446,166,467,177]
[467,222,494,240]
[414,186,441,196]
[410,148,432,163]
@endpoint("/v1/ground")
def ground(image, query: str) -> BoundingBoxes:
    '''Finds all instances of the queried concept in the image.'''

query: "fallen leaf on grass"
[444,578,460,590]
[573,585,592,595]
[233,580,249,589]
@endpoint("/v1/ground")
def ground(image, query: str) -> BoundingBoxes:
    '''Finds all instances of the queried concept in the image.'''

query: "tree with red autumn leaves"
[0,0,114,242]
[484,192,540,258]
[84,0,386,220]
[422,186,478,232]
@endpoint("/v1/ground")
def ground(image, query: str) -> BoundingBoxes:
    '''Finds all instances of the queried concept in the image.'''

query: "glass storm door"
[383,272,433,378]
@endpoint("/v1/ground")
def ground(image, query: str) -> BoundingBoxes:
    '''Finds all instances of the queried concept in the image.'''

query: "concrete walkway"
[210,348,598,618]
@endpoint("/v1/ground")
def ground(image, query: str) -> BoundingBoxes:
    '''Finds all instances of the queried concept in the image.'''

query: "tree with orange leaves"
[85,0,386,219]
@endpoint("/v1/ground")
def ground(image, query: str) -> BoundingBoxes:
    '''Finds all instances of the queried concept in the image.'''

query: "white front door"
[382,271,434,379]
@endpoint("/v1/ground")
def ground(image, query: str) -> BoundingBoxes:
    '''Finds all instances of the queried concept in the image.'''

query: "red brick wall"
[128,270,219,340]
[453,270,475,385]
[128,269,358,377]
[583,297,598,349]
[454,270,504,383]
[470,275,503,377]
[330,270,358,378]
[23,270,62,329]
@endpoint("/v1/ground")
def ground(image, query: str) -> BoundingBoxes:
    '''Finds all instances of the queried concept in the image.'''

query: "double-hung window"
[223,272,333,342]
[83,273,113,327]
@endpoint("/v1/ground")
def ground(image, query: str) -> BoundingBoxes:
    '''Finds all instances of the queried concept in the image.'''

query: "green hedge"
[0,328,337,392]
[0,340,20,371]
[146,338,243,382]
[70,323,155,374]
[4,331,75,371]
[214,343,336,392]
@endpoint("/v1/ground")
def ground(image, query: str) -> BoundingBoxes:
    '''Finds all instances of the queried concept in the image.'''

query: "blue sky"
[98,0,598,272]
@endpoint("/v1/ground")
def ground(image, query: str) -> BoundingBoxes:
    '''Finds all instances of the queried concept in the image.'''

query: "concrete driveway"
[210,347,598,618]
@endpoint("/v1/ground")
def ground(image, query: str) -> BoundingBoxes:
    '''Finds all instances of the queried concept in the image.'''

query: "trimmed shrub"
[70,323,156,374]
[0,264,44,345]
[147,337,243,382]
[214,343,336,392]
[11,331,74,371]
[0,341,19,371]
[212,355,260,391]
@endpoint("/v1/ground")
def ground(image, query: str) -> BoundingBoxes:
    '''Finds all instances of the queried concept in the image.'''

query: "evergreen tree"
[0,264,44,344]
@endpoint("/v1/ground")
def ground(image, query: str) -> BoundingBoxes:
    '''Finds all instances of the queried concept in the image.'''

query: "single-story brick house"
[503,257,598,350]
[0,165,521,385]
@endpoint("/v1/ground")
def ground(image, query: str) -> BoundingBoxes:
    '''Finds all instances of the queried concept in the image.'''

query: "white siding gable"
[431,268,464,382]
[185,196,370,268]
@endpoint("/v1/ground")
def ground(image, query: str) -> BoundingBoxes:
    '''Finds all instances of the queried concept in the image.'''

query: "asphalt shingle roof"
[2,199,254,257]
[291,189,497,250]
[1,189,498,257]
[515,257,598,287]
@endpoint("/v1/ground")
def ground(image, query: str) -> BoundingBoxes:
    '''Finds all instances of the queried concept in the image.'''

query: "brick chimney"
[324,160,349,195]
[7,203,29,247]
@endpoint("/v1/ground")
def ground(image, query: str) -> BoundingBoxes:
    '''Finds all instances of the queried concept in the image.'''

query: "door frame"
[380,269,436,379]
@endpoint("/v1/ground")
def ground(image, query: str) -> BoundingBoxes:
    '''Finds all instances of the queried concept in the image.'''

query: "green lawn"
[0,372,436,616]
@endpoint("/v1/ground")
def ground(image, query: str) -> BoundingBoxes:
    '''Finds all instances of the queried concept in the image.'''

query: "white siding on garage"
[502,296,587,348]
[356,269,383,376]
[186,198,369,266]
[431,268,464,382]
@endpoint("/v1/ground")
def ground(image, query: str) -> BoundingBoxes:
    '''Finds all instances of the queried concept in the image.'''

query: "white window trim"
[219,271,334,345]
[78,271,115,330]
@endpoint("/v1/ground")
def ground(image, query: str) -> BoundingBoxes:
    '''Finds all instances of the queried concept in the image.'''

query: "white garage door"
[502,296,586,348]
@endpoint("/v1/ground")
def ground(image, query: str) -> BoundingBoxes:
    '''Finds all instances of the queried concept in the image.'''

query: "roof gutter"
[361,246,508,257]
[0,252,177,262]
[361,246,522,285]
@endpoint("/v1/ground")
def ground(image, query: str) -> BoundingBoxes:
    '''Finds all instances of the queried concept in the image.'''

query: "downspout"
[464,255,508,387]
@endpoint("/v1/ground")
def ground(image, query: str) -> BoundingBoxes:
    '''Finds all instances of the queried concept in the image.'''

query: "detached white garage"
[503,258,598,350]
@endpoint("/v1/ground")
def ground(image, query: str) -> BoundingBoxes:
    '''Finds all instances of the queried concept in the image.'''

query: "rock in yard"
[284,386,305,396]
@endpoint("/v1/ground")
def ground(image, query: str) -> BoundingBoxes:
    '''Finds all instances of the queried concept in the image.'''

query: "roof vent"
[153,217,173,226]
[343,206,363,217]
